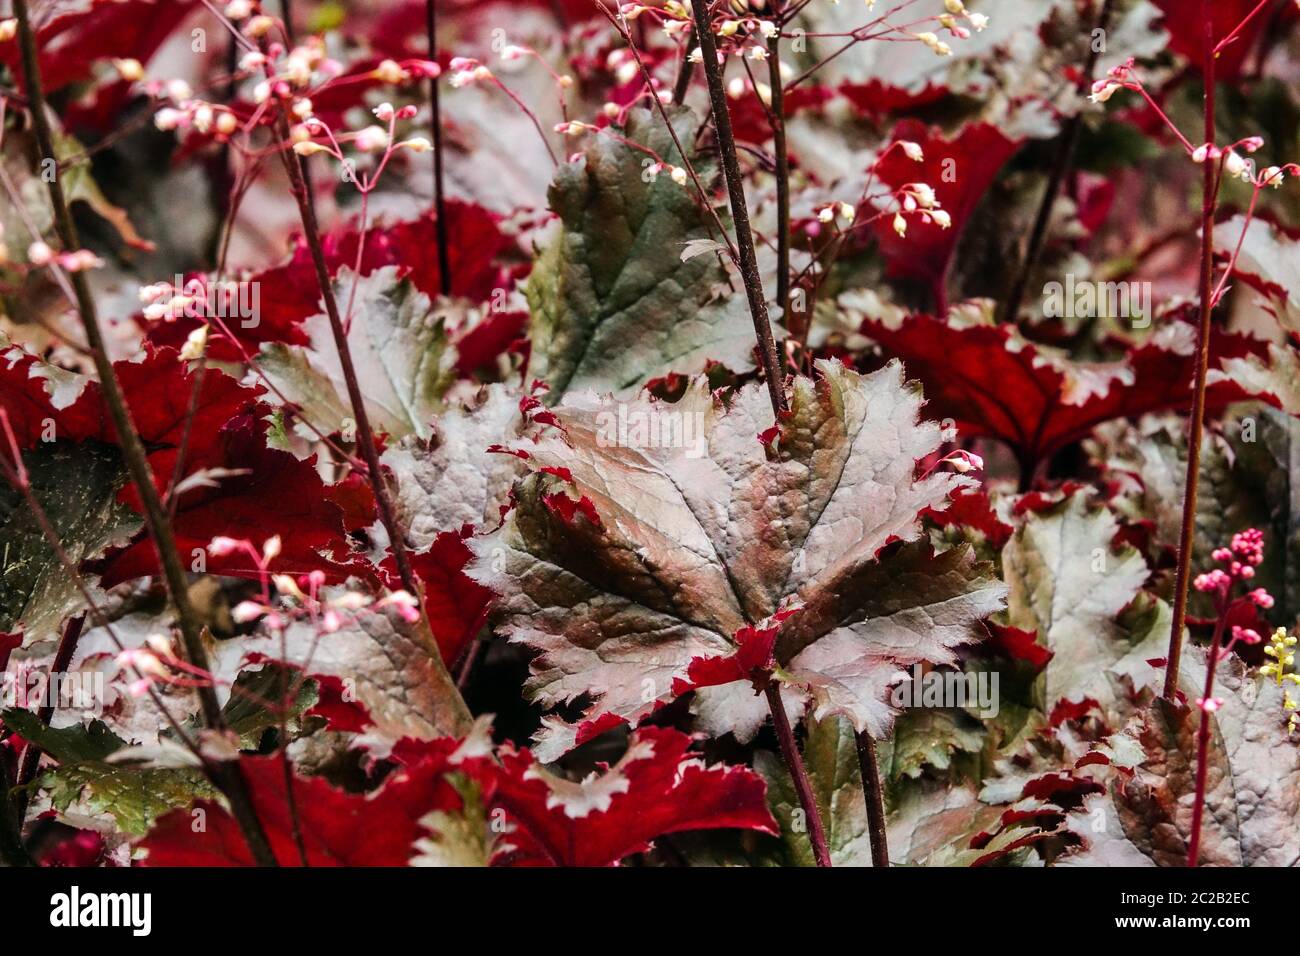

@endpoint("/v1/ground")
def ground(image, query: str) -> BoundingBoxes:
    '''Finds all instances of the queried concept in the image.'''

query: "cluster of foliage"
[1,0,1300,868]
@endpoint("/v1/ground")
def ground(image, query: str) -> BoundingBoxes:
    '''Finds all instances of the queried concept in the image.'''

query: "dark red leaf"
[861,313,1272,468]
[380,528,493,665]
[869,121,1022,302]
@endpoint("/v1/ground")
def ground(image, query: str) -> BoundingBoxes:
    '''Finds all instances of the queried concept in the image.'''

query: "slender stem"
[673,31,697,105]
[1000,0,1113,324]
[267,108,426,612]
[11,0,277,867]
[280,0,297,41]
[855,729,890,866]
[0,756,32,866]
[426,0,453,296]
[765,685,831,866]
[691,0,834,867]
[11,616,85,829]
[455,637,484,692]
[767,22,791,325]
[690,0,786,417]
[1186,602,1230,866]
[1213,0,1273,56]
[278,0,319,213]
[1165,0,1218,701]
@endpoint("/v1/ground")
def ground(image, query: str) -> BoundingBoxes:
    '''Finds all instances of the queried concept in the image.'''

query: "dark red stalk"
[11,0,276,867]
[269,109,423,607]
[0,759,30,866]
[1165,0,1219,701]
[767,17,791,323]
[426,0,454,296]
[766,686,831,866]
[1186,603,1230,866]
[691,0,833,868]
[855,729,889,866]
[11,616,86,828]
[689,0,785,416]
[674,31,698,105]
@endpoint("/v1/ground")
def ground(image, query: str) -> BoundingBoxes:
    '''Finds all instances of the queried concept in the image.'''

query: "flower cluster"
[1191,529,1275,713]
[208,536,421,634]
[1261,628,1300,732]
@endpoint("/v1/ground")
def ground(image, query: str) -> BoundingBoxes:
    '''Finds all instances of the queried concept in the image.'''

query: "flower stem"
[1186,602,1230,865]
[855,729,890,866]
[11,615,85,828]
[692,0,834,867]
[270,111,423,604]
[0,758,32,866]
[11,0,276,867]
[426,0,454,296]
[766,685,831,866]
[1165,0,1219,701]
[673,31,698,105]
[690,0,786,417]
[767,22,791,325]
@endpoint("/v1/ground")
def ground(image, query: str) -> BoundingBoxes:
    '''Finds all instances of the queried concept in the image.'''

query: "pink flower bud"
[1232,626,1263,645]
[1249,588,1275,609]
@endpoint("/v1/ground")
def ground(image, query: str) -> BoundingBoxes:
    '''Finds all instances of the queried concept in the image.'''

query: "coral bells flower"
[1248,588,1275,609]
[1193,569,1230,593]
[26,242,53,266]
[1231,528,1265,565]
[1230,626,1263,646]
[1261,629,1299,686]
[207,536,243,557]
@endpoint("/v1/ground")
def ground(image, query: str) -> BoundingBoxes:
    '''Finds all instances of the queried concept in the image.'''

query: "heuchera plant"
[0,0,1299,869]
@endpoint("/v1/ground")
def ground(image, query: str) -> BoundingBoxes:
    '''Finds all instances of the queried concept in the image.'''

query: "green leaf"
[42,763,217,836]
[0,710,125,763]
[2,709,213,835]
[526,107,764,399]
[882,708,984,781]
[756,715,874,866]
[757,714,1008,867]
[1002,493,1156,714]
[218,664,319,749]
[411,774,495,867]
[0,440,140,638]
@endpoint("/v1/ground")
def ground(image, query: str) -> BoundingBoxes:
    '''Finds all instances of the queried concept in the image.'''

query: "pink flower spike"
[1196,696,1224,713]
